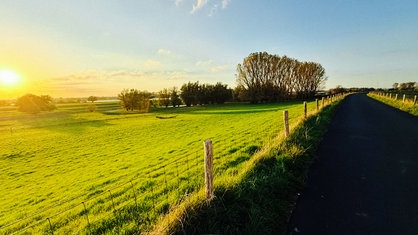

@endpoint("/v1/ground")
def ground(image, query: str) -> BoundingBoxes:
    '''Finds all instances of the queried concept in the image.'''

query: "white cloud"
[191,0,209,14]
[210,65,228,73]
[221,0,230,9]
[157,48,172,56]
[195,59,213,66]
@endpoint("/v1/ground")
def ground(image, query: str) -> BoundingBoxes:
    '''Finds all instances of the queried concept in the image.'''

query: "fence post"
[283,110,289,137]
[303,101,307,119]
[204,139,214,200]
[321,97,325,108]
[315,99,319,112]
[389,93,392,99]
[403,94,406,103]
[395,94,398,100]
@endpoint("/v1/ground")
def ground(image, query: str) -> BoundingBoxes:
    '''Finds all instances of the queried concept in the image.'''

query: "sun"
[0,69,21,86]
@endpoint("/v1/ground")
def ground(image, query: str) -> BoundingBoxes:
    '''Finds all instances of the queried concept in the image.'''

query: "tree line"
[235,52,327,103]
[14,51,330,113]
[117,81,233,112]
[392,82,417,91]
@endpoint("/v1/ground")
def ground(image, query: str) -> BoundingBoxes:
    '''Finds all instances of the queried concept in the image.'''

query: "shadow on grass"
[171,103,340,234]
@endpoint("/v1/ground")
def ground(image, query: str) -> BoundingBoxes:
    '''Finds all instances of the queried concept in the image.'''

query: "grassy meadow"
[368,92,418,116]
[0,100,319,234]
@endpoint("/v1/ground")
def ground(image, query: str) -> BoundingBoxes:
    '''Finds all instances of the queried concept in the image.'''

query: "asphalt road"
[287,93,418,235]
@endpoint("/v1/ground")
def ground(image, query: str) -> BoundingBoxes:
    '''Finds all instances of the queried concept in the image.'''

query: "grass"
[151,96,346,234]
[368,92,418,116]
[0,100,324,234]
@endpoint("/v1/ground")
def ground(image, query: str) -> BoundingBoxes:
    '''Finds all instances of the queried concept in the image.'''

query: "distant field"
[0,101,317,234]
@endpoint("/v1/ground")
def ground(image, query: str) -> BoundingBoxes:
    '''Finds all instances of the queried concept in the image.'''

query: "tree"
[170,87,182,107]
[236,52,326,103]
[118,88,150,112]
[158,88,171,108]
[87,96,98,103]
[16,94,56,114]
[180,82,199,107]
[392,83,399,90]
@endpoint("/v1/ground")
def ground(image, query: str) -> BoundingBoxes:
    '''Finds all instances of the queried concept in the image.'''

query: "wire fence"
[1,95,345,234]
[372,91,417,106]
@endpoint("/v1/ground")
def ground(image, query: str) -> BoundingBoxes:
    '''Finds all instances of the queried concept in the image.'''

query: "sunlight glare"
[0,69,21,86]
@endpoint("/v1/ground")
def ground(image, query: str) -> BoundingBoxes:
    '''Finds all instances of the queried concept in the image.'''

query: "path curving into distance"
[287,93,418,235]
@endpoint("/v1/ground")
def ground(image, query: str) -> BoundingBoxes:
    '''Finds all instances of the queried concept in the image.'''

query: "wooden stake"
[283,110,289,137]
[315,99,319,112]
[403,94,406,103]
[303,101,307,119]
[414,95,417,106]
[204,139,214,200]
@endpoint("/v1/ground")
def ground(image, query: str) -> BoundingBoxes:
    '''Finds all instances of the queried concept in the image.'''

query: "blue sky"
[1,0,417,97]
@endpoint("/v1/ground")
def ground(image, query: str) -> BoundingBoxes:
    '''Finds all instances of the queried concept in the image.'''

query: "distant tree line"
[179,81,232,106]
[392,82,417,91]
[16,94,56,114]
[118,89,151,112]
[235,52,327,103]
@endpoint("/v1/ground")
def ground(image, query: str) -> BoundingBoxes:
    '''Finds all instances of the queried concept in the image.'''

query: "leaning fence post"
[283,110,289,137]
[414,95,417,105]
[303,101,307,119]
[395,94,398,100]
[204,139,214,200]
[403,94,406,103]
[321,97,325,108]
[315,99,319,112]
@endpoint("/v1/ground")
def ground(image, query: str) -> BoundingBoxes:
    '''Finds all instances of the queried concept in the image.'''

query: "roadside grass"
[1,100,319,234]
[368,92,418,116]
[151,98,344,234]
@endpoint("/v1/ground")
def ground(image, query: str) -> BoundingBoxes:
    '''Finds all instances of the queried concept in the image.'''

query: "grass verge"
[151,98,344,234]
[368,92,418,116]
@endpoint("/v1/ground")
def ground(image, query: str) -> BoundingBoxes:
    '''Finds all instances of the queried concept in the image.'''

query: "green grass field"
[1,100,319,234]
[368,92,418,116]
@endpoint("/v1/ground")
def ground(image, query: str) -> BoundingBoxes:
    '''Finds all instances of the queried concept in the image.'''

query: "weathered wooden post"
[283,110,289,137]
[403,94,406,103]
[321,97,325,109]
[304,101,307,119]
[414,95,417,106]
[389,93,392,99]
[204,139,214,200]
[315,99,319,112]
[395,94,398,100]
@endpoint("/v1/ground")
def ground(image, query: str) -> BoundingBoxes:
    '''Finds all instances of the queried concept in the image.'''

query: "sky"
[1,0,418,98]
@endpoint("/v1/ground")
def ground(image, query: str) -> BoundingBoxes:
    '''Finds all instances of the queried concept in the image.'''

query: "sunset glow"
[0,69,21,87]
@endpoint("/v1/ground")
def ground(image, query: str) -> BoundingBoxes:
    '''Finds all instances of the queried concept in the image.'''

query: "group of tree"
[16,94,56,114]
[179,81,232,107]
[235,52,327,103]
[392,82,417,91]
[118,89,151,112]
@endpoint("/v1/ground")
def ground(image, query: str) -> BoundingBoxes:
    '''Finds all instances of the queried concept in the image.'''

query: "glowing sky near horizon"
[1,0,417,98]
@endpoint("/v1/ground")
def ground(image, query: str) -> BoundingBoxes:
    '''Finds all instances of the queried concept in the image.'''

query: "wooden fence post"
[321,97,325,109]
[303,101,307,119]
[315,99,319,112]
[204,139,214,200]
[389,93,392,99]
[283,110,289,137]
[403,94,406,103]
[395,94,398,100]
[414,95,417,105]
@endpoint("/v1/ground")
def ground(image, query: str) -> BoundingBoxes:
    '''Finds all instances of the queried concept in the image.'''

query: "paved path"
[287,93,418,235]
